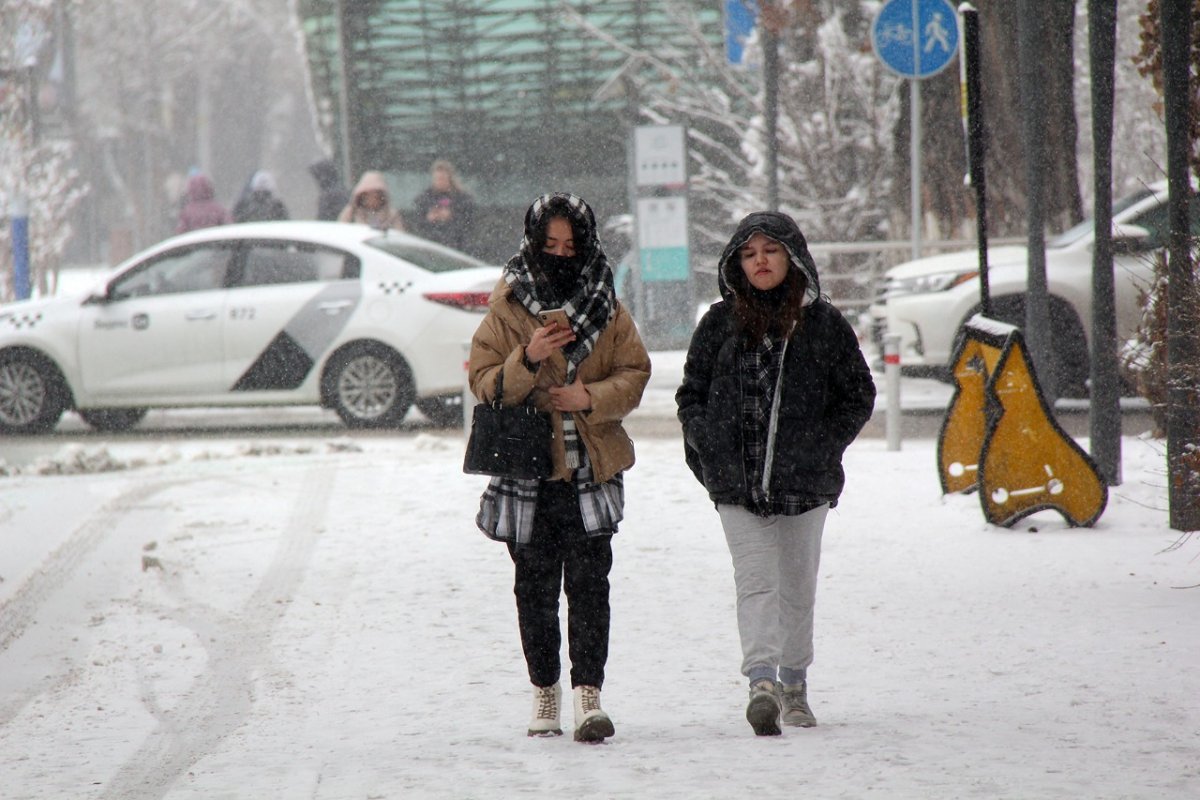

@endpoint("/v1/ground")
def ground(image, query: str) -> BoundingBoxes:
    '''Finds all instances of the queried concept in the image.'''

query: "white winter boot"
[528,684,562,737]
[572,685,615,743]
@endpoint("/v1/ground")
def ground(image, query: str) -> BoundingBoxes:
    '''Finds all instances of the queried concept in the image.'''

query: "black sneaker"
[746,680,782,736]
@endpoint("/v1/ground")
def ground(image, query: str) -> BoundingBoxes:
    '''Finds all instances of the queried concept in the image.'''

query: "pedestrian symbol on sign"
[924,12,951,54]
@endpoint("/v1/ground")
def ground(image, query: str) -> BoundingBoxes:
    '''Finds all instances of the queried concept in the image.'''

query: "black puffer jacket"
[675,212,876,509]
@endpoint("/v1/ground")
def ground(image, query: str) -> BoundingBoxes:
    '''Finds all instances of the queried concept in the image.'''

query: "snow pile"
[3,438,365,477]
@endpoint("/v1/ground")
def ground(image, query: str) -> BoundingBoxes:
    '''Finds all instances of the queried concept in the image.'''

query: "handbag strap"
[490,366,505,409]
[492,364,538,411]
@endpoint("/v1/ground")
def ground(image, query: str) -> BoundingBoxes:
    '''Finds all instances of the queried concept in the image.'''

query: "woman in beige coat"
[468,193,650,744]
[337,170,406,230]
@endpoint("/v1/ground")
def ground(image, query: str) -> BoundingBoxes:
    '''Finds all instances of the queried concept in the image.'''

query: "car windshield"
[1047,187,1154,248]
[364,236,486,273]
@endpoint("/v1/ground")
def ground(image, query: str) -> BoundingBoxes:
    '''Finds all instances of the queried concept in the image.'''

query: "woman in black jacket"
[676,211,875,736]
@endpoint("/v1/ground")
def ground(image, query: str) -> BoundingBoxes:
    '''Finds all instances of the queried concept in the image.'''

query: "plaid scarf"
[476,459,625,544]
[502,193,616,469]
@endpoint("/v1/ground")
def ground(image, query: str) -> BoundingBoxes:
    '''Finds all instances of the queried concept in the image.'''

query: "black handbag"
[463,368,553,479]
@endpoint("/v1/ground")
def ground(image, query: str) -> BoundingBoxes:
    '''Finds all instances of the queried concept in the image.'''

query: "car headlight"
[886,270,979,297]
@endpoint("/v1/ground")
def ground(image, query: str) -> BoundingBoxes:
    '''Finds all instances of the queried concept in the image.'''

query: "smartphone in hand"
[537,308,572,330]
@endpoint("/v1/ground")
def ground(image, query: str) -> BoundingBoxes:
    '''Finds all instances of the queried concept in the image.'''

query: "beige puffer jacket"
[468,280,651,484]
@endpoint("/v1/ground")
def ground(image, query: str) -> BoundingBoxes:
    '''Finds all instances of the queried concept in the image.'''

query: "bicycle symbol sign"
[871,0,959,79]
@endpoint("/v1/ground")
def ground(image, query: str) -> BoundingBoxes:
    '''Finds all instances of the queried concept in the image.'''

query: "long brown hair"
[727,263,809,343]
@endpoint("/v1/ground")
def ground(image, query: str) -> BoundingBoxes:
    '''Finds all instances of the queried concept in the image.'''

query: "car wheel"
[956,296,1090,398]
[324,345,414,428]
[416,395,464,428]
[78,408,149,432]
[0,351,67,434]
[1046,298,1090,399]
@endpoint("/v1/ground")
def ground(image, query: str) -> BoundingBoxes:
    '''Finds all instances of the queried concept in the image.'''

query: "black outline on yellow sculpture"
[938,315,1108,528]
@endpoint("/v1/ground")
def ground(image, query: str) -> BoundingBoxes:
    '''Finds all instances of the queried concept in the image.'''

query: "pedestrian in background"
[675,211,875,736]
[337,171,406,231]
[175,172,232,234]
[468,193,650,743]
[310,158,350,222]
[412,159,476,252]
[233,170,289,223]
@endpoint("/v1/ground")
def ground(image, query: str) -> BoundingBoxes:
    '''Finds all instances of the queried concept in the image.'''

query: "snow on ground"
[0,425,1197,799]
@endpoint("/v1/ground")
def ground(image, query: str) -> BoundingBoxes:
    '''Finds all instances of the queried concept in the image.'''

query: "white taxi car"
[0,222,500,433]
[869,181,1197,396]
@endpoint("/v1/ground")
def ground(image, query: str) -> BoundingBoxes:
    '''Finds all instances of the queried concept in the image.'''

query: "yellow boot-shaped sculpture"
[937,315,1107,527]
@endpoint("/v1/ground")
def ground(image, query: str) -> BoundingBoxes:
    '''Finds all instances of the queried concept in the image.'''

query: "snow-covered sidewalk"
[0,430,1196,799]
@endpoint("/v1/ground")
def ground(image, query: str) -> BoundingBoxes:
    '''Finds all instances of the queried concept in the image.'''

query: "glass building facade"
[298,0,722,259]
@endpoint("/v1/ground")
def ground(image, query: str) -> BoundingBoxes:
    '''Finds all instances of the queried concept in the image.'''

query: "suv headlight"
[886,270,979,297]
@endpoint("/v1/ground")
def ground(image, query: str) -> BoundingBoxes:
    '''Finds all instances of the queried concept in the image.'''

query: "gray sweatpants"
[718,502,829,687]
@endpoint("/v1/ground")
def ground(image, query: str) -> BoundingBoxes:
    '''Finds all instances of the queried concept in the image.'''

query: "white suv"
[869,181,1196,396]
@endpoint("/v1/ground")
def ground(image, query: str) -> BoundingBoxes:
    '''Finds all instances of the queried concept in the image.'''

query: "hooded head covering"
[502,193,616,469]
[351,171,391,206]
[185,173,217,202]
[250,170,277,194]
[503,193,614,332]
[717,211,821,306]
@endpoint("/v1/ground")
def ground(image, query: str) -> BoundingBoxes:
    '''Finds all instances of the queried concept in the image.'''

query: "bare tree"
[896,0,1083,241]
[0,0,88,301]
[69,0,324,256]
[571,0,899,304]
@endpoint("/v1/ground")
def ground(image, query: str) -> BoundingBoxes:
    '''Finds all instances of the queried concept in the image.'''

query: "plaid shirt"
[476,453,624,545]
[740,335,826,517]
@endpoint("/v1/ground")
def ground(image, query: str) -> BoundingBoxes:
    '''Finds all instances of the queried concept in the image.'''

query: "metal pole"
[1087,0,1120,486]
[910,0,922,262]
[1161,0,1200,531]
[885,332,903,450]
[1017,0,1052,396]
[334,0,356,184]
[462,341,473,437]
[626,78,645,330]
[911,80,922,262]
[959,4,989,316]
[764,26,780,211]
[11,196,31,300]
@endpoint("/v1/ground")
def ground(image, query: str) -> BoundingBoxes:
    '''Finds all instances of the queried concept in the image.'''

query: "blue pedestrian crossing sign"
[871,0,959,79]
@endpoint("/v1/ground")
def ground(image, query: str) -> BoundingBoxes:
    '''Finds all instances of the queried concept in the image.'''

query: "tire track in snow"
[0,479,187,729]
[0,480,181,657]
[99,461,334,800]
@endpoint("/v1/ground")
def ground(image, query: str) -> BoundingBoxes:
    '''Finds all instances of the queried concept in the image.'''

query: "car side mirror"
[1111,223,1153,255]
[83,282,122,305]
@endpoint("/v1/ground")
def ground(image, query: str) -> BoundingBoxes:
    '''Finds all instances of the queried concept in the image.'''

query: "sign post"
[871,0,960,262]
[632,124,690,348]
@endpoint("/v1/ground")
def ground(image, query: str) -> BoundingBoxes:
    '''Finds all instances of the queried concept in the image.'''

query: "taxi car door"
[78,243,233,399]
[224,241,361,394]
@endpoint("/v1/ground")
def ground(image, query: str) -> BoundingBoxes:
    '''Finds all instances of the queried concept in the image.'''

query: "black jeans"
[508,480,613,689]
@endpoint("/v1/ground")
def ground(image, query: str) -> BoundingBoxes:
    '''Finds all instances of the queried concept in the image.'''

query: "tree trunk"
[895,0,1083,242]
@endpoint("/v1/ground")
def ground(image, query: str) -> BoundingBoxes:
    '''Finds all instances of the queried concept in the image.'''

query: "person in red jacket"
[175,173,232,234]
